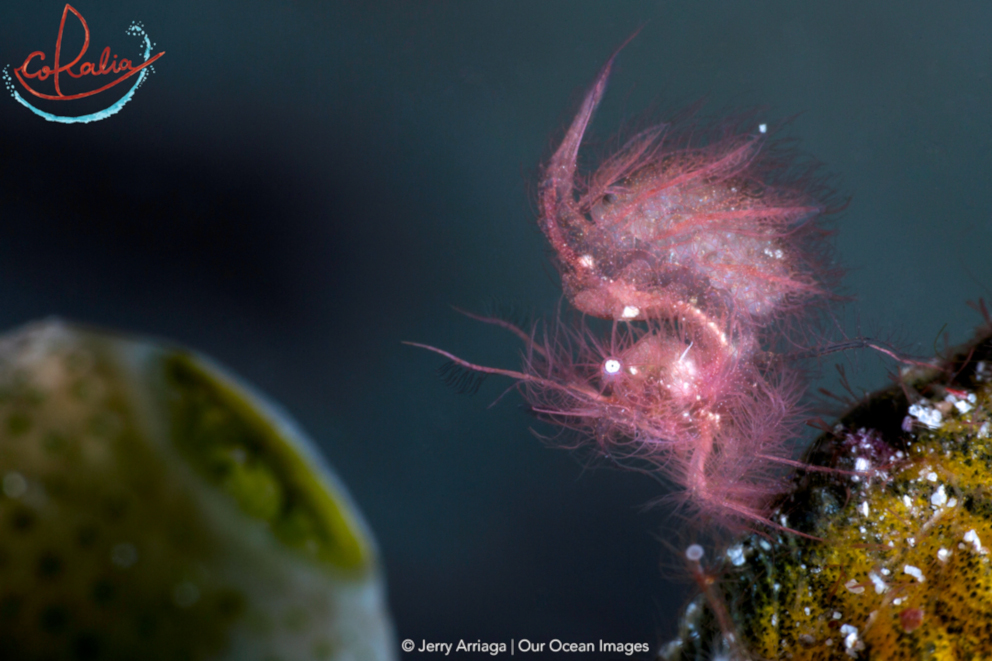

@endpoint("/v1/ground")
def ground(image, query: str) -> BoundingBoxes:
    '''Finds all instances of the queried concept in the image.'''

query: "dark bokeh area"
[1,0,991,655]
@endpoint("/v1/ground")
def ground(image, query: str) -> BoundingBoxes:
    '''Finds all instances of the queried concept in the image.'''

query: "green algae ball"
[0,320,394,660]
[662,328,992,660]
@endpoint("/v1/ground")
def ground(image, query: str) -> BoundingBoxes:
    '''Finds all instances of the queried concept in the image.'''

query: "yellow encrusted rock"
[663,327,992,660]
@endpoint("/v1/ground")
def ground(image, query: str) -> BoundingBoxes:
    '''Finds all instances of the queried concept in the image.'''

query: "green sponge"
[0,320,394,660]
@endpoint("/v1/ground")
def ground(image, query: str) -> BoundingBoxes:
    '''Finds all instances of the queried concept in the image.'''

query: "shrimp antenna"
[437,360,488,395]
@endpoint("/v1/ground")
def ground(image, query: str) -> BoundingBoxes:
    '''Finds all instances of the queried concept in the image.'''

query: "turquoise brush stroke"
[6,26,155,125]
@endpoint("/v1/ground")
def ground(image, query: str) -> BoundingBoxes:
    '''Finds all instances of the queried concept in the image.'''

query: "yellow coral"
[664,332,992,660]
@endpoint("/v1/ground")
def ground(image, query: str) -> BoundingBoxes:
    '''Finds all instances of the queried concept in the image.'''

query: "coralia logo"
[4,4,165,123]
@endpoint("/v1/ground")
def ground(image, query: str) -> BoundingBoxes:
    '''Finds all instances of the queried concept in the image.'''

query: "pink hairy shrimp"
[407,41,910,533]
[407,311,805,531]
[539,49,838,334]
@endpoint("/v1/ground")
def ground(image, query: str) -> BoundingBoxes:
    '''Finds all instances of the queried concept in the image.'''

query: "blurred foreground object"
[0,321,394,660]
[663,324,992,660]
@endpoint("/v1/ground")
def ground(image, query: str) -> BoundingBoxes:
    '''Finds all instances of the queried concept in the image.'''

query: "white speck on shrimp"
[578,254,595,268]
[620,305,640,319]
[603,358,622,375]
[685,544,705,562]
[758,123,767,133]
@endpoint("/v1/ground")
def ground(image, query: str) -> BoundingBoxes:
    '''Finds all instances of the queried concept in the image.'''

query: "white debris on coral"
[859,501,870,517]
[977,361,991,382]
[937,548,951,562]
[868,571,888,594]
[931,484,947,507]
[852,456,872,483]
[948,392,976,413]
[840,624,864,657]
[844,579,864,594]
[903,565,925,582]
[964,529,987,554]
[725,544,746,567]
[908,402,943,430]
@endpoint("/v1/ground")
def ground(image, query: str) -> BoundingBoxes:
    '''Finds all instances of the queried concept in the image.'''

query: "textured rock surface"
[0,321,394,660]
[662,325,992,660]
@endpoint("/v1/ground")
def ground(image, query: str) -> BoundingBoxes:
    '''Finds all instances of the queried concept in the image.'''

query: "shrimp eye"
[603,358,622,375]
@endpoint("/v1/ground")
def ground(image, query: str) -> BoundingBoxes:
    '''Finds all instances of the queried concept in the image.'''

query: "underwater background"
[0,0,990,655]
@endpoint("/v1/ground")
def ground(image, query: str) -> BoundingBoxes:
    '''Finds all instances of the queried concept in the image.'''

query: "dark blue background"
[1,1,990,655]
